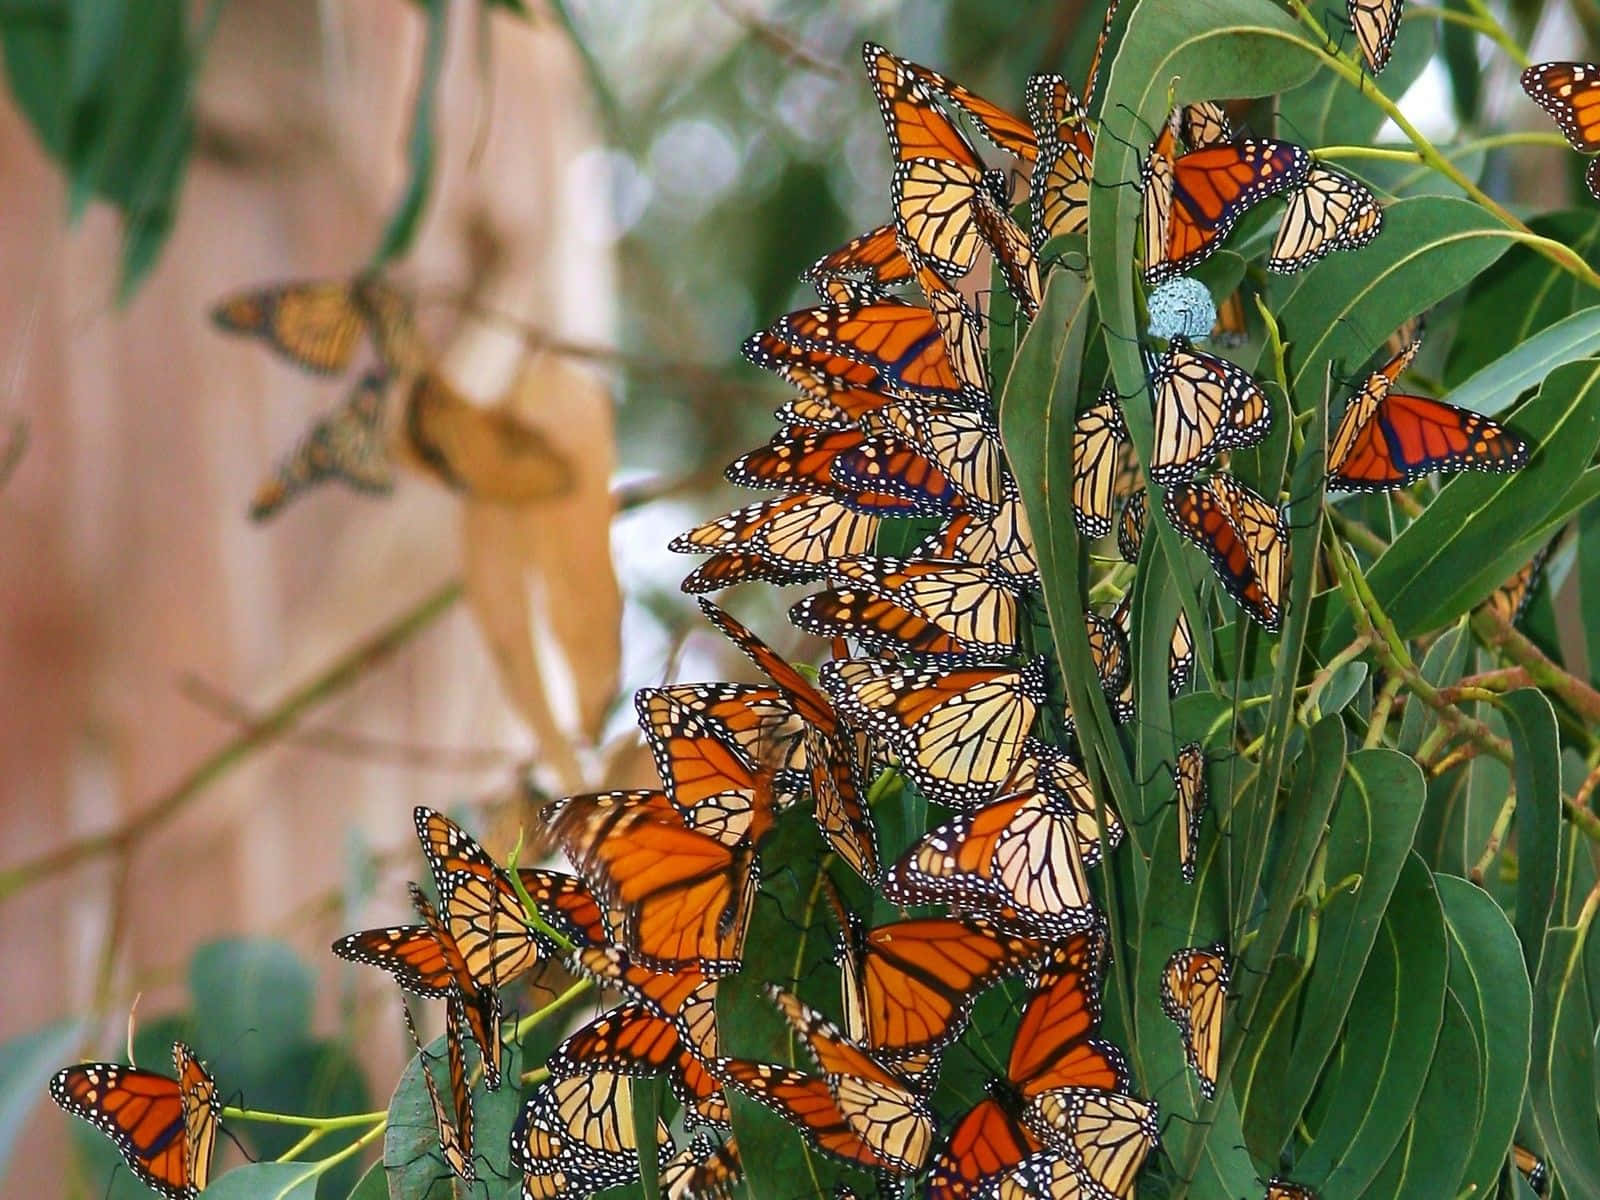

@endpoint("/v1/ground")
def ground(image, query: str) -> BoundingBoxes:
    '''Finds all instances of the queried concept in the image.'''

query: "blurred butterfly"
[662,1132,743,1200]
[864,43,1038,310]
[1267,164,1383,273]
[1478,540,1552,627]
[1148,336,1272,486]
[400,996,474,1182]
[766,296,979,405]
[1027,74,1095,244]
[50,1042,220,1200]
[724,424,966,516]
[1523,62,1600,198]
[1513,1143,1549,1195]
[821,656,1047,808]
[1347,0,1403,73]
[670,493,881,592]
[1266,1178,1319,1200]
[249,371,393,520]
[764,986,936,1174]
[698,599,879,881]
[790,557,1021,658]
[511,1071,674,1199]
[925,933,1159,1200]
[1164,472,1289,632]
[915,474,1040,585]
[210,274,419,374]
[1141,118,1312,285]
[1211,287,1249,345]
[1161,944,1230,1098]
[883,784,1097,938]
[544,787,766,975]
[828,896,1048,1061]
[1327,337,1529,492]
[1173,743,1208,883]
[803,222,915,301]
[1071,390,1130,540]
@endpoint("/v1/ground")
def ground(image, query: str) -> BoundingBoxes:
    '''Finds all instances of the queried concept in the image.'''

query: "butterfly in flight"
[50,1042,220,1200]
[210,274,421,374]
[249,371,393,520]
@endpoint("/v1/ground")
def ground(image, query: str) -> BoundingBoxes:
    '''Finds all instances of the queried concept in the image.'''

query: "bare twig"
[708,0,850,80]
[0,581,462,902]
[1472,606,1600,726]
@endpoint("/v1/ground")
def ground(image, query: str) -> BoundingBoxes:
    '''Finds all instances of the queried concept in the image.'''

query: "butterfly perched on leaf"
[1071,390,1131,540]
[249,371,393,520]
[1027,74,1095,245]
[1268,164,1384,273]
[1148,336,1272,485]
[50,1042,220,1200]
[211,274,422,373]
[1513,1143,1550,1195]
[1173,743,1209,883]
[1161,944,1230,1098]
[1266,1178,1319,1200]
[1164,471,1289,632]
[1326,338,1529,492]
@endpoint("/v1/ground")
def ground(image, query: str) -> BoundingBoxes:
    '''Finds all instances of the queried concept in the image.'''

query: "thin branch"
[178,674,518,773]
[708,0,850,81]
[1471,606,1600,726]
[0,581,462,902]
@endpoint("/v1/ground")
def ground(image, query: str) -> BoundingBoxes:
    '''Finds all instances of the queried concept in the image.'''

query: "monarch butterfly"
[868,400,1005,507]
[715,1060,911,1172]
[697,599,880,881]
[803,222,915,300]
[743,327,890,397]
[405,884,505,1090]
[1148,337,1272,486]
[210,275,420,374]
[791,557,1021,657]
[548,997,730,1129]
[969,193,1043,319]
[1327,337,1530,491]
[916,475,1040,585]
[1071,391,1130,540]
[1267,164,1384,273]
[1479,541,1552,627]
[1003,737,1125,863]
[662,1132,743,1200]
[888,50,1038,163]
[1118,487,1148,564]
[1347,0,1403,73]
[1083,608,1135,711]
[865,44,1037,303]
[1266,1179,1318,1200]
[544,788,765,975]
[1108,594,1196,703]
[883,785,1097,938]
[50,1042,220,1200]
[636,684,810,808]
[1513,1143,1549,1195]
[829,902,1048,1060]
[908,262,992,393]
[1211,287,1249,345]
[1161,945,1230,1098]
[1026,74,1096,246]
[670,494,882,590]
[1522,62,1600,197]
[821,656,1046,808]
[768,297,979,404]
[926,934,1159,1200]
[1180,100,1234,149]
[630,702,781,846]
[724,425,966,516]
[250,371,393,520]
[1164,472,1289,631]
[511,1071,674,1199]
[1173,743,1208,884]
[774,387,896,430]
[1142,129,1313,285]
[400,997,474,1182]
[764,986,936,1174]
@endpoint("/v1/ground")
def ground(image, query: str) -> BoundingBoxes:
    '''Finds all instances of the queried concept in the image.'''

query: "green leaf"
[1446,210,1600,385]
[190,938,314,1080]
[0,1018,82,1178]
[198,1162,322,1199]
[1330,358,1600,641]
[1268,196,1515,403]
[1447,305,1600,417]
[1504,690,1562,979]
[1293,854,1448,1193]
[1241,748,1426,1159]
[1530,921,1600,1194]
[1277,11,1434,146]
[1397,626,1470,756]
[343,1161,386,1200]
[373,0,447,264]
[1437,874,1533,1199]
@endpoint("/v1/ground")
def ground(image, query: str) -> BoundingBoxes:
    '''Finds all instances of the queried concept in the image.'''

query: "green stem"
[505,831,579,953]
[1457,0,1530,67]
[275,1126,329,1163]
[515,978,593,1038]
[224,1106,387,1129]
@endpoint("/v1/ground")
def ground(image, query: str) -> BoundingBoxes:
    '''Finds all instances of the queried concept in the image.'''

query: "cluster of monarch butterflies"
[47,2,1561,1196]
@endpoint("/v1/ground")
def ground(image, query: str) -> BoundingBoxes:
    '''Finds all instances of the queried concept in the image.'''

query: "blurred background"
[0,0,1585,1194]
